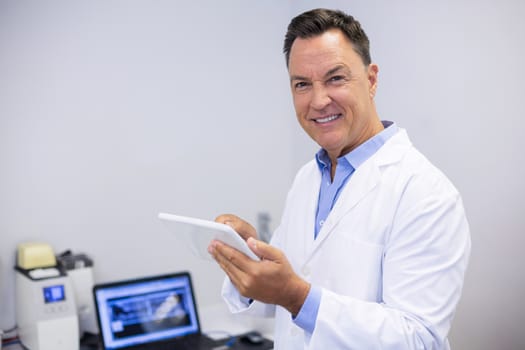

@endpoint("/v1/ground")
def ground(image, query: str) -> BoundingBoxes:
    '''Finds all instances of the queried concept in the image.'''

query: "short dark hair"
[283,8,371,67]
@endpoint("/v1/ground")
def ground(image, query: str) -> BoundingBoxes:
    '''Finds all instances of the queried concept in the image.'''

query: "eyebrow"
[325,65,350,78]
[289,74,308,83]
[290,64,351,83]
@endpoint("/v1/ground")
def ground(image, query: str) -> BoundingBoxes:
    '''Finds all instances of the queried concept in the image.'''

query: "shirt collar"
[315,120,398,171]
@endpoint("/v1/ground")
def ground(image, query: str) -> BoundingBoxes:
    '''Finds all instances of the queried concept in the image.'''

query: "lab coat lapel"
[312,160,380,248]
[307,130,408,257]
[303,129,410,260]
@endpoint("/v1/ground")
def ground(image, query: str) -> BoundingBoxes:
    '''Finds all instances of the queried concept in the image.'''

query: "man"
[208,8,470,349]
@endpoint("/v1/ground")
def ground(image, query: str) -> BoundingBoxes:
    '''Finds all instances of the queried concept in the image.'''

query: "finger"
[211,240,255,274]
[247,237,282,262]
[215,214,257,241]
[209,240,246,286]
[213,242,261,299]
[215,213,239,225]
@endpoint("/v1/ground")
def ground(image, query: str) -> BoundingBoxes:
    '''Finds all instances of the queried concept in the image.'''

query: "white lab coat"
[222,129,471,349]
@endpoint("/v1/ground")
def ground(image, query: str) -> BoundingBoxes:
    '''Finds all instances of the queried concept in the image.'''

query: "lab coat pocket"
[325,237,384,301]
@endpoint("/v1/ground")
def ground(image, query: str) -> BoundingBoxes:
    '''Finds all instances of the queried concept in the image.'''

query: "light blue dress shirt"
[293,121,398,333]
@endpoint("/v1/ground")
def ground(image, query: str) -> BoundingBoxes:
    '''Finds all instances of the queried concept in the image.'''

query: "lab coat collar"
[308,129,412,257]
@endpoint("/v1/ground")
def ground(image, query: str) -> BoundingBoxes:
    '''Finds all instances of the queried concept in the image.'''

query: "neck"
[327,117,384,181]
[329,158,337,181]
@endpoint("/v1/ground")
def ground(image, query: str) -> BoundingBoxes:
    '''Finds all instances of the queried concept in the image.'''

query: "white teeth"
[315,114,340,123]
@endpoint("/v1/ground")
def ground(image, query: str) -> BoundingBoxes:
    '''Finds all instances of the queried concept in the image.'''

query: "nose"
[310,83,331,110]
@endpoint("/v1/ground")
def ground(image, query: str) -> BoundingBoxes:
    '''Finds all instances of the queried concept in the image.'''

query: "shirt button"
[319,220,325,226]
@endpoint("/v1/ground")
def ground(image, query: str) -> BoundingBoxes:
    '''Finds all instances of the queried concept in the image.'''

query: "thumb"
[247,237,279,261]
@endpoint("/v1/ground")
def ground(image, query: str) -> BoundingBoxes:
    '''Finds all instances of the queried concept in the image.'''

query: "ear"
[367,63,379,98]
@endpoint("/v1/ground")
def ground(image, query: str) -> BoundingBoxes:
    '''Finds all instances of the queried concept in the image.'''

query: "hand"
[215,214,257,241]
[208,236,310,317]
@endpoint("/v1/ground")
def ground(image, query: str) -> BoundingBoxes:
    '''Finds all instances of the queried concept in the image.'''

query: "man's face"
[288,29,380,160]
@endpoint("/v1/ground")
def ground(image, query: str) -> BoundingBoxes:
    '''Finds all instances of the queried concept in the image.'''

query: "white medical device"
[56,252,98,335]
[15,243,79,350]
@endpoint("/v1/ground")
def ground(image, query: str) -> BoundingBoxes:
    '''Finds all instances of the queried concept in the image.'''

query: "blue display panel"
[94,275,199,349]
[43,285,65,303]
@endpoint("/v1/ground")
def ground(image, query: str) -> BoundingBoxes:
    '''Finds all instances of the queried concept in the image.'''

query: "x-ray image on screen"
[106,288,191,339]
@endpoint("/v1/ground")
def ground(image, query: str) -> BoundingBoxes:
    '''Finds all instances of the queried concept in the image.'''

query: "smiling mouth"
[313,114,342,124]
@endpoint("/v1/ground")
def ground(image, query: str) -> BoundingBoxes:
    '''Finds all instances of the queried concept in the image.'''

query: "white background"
[1,1,524,349]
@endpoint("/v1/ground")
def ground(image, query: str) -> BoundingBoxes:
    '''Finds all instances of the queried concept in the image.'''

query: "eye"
[294,81,310,91]
[328,75,346,84]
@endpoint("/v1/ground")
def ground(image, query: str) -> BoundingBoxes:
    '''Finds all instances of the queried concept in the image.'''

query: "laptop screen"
[93,272,201,349]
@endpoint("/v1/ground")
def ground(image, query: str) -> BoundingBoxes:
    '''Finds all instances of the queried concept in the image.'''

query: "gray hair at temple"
[283,8,372,68]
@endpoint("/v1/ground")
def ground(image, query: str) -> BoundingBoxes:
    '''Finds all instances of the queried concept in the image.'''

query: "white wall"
[0,0,294,328]
[2,1,524,349]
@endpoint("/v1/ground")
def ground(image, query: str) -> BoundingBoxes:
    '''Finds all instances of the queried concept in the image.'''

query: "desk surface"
[3,302,274,349]
[201,302,274,340]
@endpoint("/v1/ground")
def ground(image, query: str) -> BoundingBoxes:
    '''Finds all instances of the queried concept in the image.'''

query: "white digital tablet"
[158,213,260,261]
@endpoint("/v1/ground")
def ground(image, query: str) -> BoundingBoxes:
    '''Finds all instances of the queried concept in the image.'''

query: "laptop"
[93,271,220,350]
